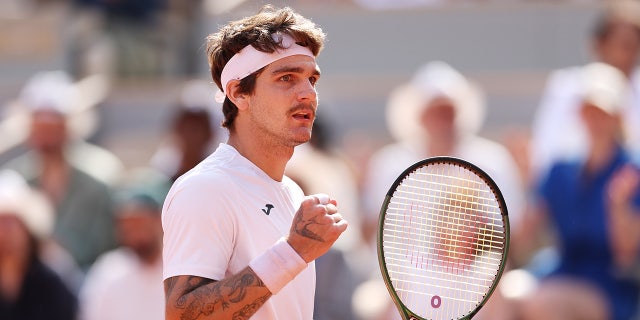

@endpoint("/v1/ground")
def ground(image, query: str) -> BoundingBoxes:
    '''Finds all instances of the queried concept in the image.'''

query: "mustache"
[289,104,316,118]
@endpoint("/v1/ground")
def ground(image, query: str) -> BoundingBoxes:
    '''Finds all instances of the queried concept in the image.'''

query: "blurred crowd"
[3,0,640,320]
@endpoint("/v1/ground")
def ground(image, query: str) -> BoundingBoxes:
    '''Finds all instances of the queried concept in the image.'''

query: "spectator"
[530,0,640,180]
[362,61,524,248]
[2,71,118,270]
[80,176,168,320]
[521,62,639,320]
[358,61,523,320]
[0,169,77,320]
[151,80,222,182]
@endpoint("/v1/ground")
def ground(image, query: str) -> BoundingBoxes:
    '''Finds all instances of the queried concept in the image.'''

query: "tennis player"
[162,5,348,320]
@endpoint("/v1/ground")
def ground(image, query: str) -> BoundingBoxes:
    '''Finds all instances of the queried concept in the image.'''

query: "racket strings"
[381,162,506,320]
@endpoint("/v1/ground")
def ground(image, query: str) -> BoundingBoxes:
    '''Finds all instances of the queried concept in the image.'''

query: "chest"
[545,172,609,242]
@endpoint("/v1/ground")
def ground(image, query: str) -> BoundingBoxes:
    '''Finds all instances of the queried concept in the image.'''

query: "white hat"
[386,61,486,146]
[0,71,110,151]
[0,170,53,239]
[19,70,78,115]
[580,62,629,115]
[179,79,219,113]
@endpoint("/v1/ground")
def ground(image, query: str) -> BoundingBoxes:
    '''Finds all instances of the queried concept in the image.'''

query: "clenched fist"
[286,194,348,263]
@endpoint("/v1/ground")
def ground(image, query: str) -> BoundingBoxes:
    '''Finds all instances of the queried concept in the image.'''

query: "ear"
[226,80,249,111]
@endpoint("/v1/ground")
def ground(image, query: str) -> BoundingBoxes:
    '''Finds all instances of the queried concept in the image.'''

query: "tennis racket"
[377,157,509,320]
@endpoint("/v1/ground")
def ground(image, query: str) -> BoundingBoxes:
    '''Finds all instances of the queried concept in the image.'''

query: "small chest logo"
[262,204,275,215]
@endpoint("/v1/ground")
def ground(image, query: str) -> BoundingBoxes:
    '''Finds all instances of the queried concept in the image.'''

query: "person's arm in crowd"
[607,165,640,270]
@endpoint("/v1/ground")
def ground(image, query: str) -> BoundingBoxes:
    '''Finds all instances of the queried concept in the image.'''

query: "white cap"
[19,70,78,115]
[179,79,219,112]
[0,170,53,239]
[386,61,486,145]
[580,62,629,115]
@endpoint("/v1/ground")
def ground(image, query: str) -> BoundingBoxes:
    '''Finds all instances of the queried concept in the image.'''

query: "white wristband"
[249,238,308,294]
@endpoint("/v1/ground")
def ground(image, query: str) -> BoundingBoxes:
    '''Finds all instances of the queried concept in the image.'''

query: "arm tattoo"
[294,213,325,242]
[179,277,218,319]
[232,295,270,320]
[165,277,179,303]
[170,271,271,320]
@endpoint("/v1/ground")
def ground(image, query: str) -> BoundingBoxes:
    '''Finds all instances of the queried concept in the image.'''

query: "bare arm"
[510,200,551,266]
[164,267,271,320]
[607,165,640,270]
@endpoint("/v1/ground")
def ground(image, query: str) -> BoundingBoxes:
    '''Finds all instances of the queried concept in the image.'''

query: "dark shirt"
[539,146,640,320]
[0,260,77,320]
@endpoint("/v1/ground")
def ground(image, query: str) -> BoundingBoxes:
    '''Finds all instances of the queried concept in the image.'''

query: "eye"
[309,76,319,86]
[280,74,292,82]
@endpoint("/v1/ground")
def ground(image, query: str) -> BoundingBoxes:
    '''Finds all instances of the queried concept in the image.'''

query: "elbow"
[165,303,181,320]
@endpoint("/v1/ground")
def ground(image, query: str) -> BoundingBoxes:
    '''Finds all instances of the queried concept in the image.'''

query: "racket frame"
[376,156,510,320]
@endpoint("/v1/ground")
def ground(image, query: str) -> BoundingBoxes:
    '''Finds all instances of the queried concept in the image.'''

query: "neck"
[426,132,456,156]
[227,133,293,181]
[137,245,162,266]
[0,252,30,303]
[585,138,618,175]
[38,154,70,204]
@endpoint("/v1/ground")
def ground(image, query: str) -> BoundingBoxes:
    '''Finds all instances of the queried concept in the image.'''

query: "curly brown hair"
[205,5,326,130]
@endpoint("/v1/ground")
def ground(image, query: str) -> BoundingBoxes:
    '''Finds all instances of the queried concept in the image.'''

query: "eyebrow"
[271,66,321,77]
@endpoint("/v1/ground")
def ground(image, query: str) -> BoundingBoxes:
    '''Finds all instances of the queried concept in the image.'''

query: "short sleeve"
[162,173,237,281]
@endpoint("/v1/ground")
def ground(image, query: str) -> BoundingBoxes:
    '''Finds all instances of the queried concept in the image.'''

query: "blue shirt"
[539,146,640,320]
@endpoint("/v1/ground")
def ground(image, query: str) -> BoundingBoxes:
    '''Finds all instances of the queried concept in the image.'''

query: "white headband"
[215,34,315,103]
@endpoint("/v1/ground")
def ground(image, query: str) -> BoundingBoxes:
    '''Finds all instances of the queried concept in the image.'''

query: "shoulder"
[460,136,515,166]
[545,66,582,84]
[69,166,111,189]
[67,141,125,186]
[87,248,137,277]
[27,260,76,299]
[541,160,579,187]
[368,142,420,170]
[540,66,583,97]
[81,248,137,301]
[162,165,239,226]
[166,164,235,206]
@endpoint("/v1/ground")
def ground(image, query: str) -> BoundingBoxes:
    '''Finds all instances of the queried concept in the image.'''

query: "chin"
[292,136,311,146]
[292,127,312,140]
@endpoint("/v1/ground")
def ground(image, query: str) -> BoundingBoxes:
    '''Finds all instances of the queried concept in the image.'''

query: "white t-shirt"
[363,135,524,231]
[162,143,315,319]
[80,248,164,320]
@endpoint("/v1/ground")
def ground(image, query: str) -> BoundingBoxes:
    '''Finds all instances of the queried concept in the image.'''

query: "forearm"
[609,203,640,269]
[165,267,272,320]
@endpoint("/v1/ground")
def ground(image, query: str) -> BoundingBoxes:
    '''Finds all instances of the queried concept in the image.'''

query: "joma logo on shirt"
[262,204,274,215]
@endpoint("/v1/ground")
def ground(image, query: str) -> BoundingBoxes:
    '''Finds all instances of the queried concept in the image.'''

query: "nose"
[296,80,317,102]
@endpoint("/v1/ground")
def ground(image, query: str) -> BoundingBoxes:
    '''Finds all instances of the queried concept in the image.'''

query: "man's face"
[28,111,67,154]
[421,96,457,138]
[580,102,620,140]
[597,21,640,74]
[244,54,321,147]
[116,204,162,261]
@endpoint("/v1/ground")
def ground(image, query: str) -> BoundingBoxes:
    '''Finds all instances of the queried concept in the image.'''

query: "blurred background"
[2,0,640,320]
[0,0,601,165]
